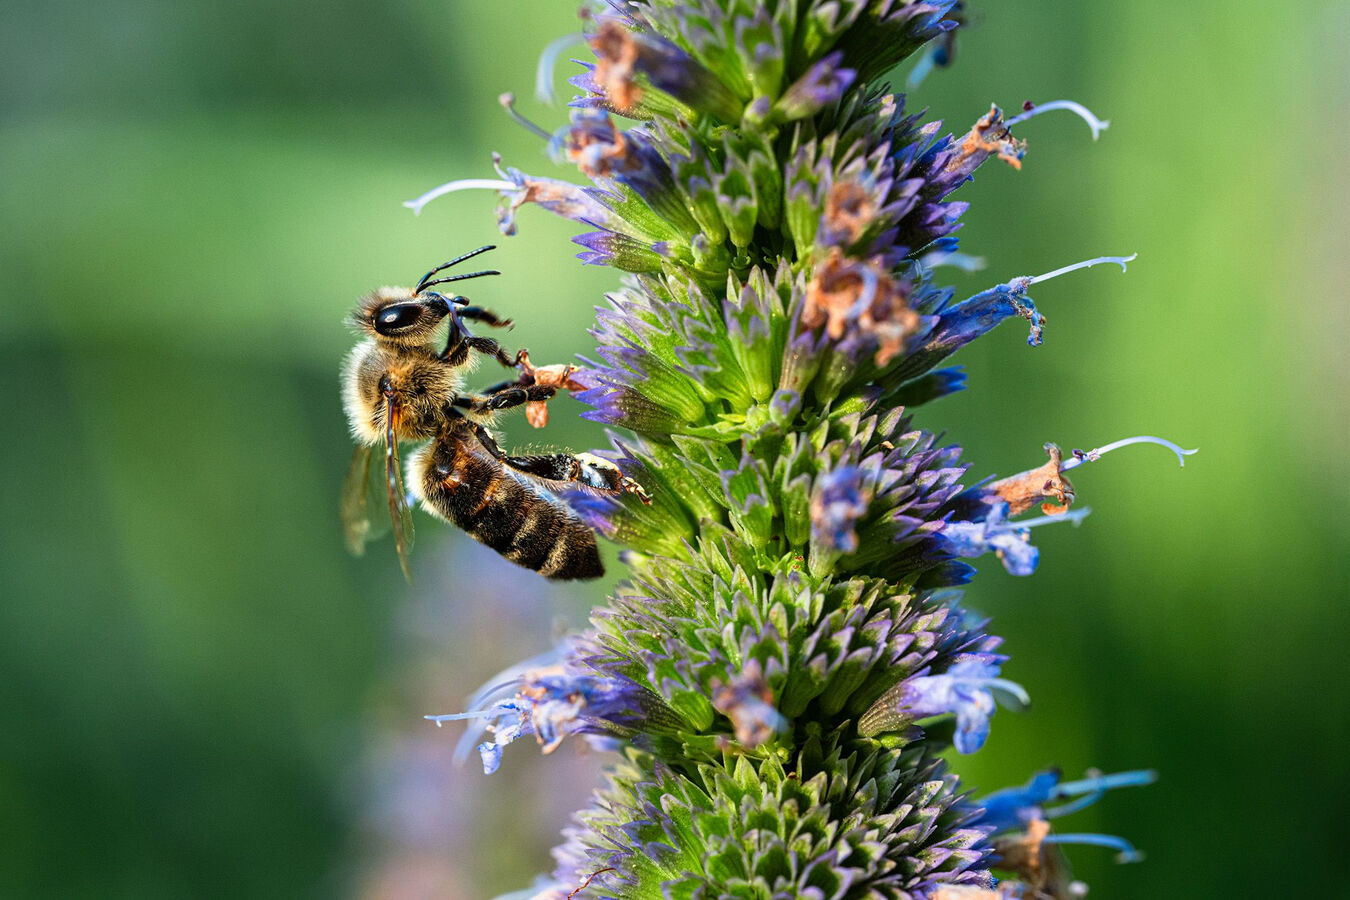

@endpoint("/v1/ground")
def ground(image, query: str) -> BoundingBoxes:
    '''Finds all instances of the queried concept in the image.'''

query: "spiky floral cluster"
[412,2,1190,897]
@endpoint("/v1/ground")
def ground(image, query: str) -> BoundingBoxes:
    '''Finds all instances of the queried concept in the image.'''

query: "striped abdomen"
[415,433,604,580]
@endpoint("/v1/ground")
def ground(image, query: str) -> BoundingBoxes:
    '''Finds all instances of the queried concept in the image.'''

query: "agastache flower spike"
[400,4,1187,895]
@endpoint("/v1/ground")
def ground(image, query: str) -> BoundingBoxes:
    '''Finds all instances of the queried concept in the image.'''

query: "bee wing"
[384,395,416,582]
[341,443,377,555]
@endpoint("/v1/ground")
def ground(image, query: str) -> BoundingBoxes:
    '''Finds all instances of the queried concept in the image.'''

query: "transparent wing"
[384,395,416,582]
[341,443,377,556]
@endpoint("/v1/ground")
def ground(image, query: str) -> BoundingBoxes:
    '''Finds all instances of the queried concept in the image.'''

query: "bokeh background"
[2,0,1346,897]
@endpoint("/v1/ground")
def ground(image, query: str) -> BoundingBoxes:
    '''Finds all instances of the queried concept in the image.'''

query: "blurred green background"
[1,0,1345,897]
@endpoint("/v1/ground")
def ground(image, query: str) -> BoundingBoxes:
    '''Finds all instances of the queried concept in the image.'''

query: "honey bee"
[340,245,648,580]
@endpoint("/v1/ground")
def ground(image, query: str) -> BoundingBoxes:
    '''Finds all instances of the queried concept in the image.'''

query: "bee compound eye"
[374,303,422,334]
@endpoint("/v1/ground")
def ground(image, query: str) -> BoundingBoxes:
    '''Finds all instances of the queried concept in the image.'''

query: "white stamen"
[1043,768,1157,820]
[1060,435,1198,471]
[1057,769,1158,796]
[424,712,489,725]
[1008,506,1092,530]
[403,179,519,216]
[906,43,940,90]
[1005,99,1111,140]
[919,249,987,272]
[535,32,588,103]
[1028,253,1137,285]
[1042,833,1145,864]
[984,677,1032,708]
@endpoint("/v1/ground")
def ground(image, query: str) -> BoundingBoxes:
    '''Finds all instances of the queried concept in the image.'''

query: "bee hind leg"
[468,424,651,503]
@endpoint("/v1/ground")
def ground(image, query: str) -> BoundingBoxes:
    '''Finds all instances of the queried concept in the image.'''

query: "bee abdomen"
[420,444,603,580]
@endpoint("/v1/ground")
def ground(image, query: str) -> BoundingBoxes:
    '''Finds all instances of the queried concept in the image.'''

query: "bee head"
[349,247,500,347]
[351,288,452,346]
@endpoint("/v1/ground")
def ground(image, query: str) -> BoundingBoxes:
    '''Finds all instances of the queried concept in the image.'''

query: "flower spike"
[1005,99,1111,140]
[393,3,1187,895]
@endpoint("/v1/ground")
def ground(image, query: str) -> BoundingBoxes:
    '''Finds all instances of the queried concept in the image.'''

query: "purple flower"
[426,653,665,774]
[557,109,696,234]
[586,18,743,122]
[894,658,1029,754]
[939,501,1091,576]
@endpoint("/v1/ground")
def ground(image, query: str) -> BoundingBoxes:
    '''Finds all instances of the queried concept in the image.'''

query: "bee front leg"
[455,304,513,329]
[438,305,520,369]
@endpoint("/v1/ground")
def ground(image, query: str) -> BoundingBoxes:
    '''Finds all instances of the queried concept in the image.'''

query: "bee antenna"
[415,245,498,292]
[418,269,501,292]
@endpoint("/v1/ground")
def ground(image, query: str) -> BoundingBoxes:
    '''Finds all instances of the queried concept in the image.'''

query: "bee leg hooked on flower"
[467,423,651,504]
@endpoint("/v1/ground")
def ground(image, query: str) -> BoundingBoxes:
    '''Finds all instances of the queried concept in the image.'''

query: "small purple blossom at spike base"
[571,230,663,271]
[710,660,786,748]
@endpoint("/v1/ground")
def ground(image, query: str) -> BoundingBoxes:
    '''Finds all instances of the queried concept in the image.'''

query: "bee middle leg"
[454,384,557,414]
[469,424,651,503]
